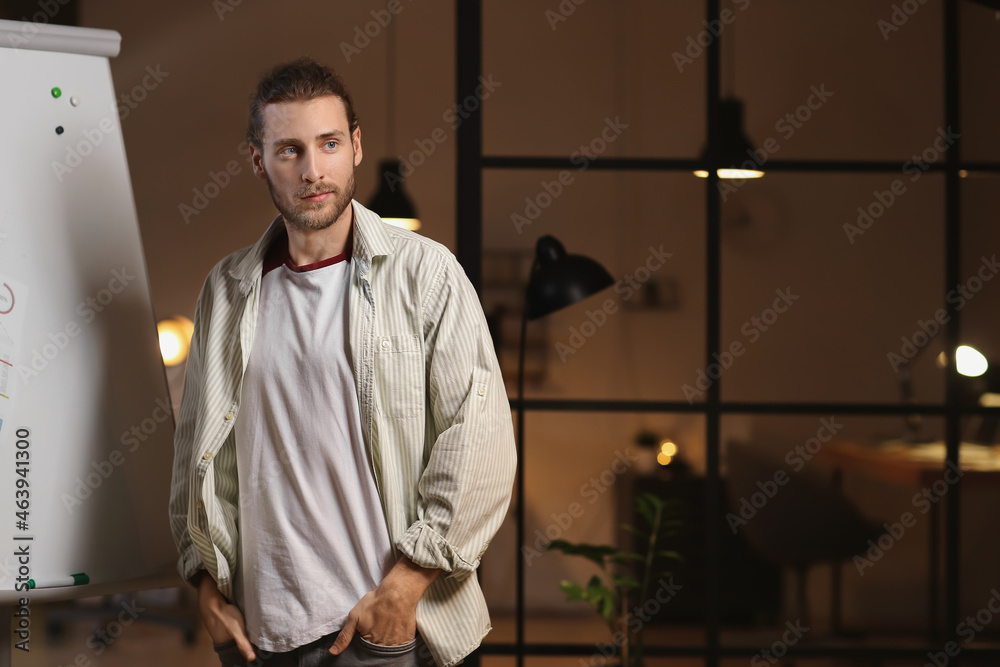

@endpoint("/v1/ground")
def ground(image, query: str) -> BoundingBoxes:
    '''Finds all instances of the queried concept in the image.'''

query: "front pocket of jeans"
[357,635,418,655]
[213,639,238,652]
[212,640,245,667]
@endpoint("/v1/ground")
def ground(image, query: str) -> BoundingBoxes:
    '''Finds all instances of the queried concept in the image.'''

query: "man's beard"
[266,170,357,232]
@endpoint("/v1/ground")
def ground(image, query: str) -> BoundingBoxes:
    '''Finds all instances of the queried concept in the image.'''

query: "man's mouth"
[302,191,333,202]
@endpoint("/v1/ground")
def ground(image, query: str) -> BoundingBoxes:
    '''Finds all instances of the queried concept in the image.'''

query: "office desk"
[819,440,1000,635]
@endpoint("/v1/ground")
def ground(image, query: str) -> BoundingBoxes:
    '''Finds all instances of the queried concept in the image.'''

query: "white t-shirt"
[233,232,395,653]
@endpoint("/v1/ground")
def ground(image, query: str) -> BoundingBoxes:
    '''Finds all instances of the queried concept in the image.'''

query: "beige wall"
[80,0,1000,629]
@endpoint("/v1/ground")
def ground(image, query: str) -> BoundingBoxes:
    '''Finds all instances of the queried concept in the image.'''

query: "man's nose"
[301,150,323,182]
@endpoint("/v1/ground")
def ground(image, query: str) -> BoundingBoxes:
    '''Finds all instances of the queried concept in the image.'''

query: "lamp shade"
[525,236,614,320]
[367,159,421,230]
[694,98,764,180]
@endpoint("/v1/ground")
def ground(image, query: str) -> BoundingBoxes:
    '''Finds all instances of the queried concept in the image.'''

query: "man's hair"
[246,57,359,150]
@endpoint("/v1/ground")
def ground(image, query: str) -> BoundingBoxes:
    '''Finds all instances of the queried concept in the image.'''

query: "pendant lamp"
[367,8,421,231]
[694,98,765,180]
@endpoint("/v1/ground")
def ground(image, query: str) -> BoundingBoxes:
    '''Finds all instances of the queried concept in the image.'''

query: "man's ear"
[352,126,363,168]
[249,143,267,180]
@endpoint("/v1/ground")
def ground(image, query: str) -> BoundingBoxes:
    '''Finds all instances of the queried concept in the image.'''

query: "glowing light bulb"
[157,316,195,366]
[717,168,764,179]
[956,345,988,377]
[159,329,182,364]
[694,168,764,179]
[659,440,678,457]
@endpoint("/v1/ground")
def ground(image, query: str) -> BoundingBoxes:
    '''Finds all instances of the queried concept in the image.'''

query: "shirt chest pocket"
[374,333,424,420]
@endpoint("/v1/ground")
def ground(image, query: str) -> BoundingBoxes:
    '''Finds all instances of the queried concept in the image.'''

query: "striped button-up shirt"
[169,200,516,667]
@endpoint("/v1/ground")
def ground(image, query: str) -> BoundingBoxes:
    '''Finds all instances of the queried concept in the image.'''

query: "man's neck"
[284,203,354,266]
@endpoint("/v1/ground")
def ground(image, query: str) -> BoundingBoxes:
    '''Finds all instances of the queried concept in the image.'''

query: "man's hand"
[329,556,440,655]
[196,572,257,661]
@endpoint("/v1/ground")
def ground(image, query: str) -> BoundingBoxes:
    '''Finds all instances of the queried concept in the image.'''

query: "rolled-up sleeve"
[395,254,516,579]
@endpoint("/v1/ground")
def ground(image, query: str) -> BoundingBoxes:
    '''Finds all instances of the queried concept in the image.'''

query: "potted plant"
[545,492,682,667]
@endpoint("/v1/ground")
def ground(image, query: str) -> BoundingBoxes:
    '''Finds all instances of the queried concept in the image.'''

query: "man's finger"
[330,615,357,655]
[237,637,257,662]
[231,628,256,661]
[220,608,256,660]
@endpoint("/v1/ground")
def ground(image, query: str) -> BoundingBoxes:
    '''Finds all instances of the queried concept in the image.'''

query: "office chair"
[726,441,882,631]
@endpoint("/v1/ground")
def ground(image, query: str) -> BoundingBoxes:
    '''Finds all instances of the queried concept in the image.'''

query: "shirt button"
[381,338,390,349]
[224,411,235,421]
[477,386,486,396]
[202,452,212,461]
[197,501,204,509]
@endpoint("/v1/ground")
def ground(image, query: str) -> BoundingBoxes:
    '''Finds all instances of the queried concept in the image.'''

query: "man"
[169,58,516,667]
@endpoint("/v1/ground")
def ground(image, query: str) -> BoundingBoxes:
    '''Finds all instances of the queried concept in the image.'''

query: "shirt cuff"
[395,521,477,580]
[177,543,206,586]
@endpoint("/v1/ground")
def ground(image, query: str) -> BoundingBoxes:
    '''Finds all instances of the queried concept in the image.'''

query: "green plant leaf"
[558,576,620,625]
[559,580,585,600]
[611,574,640,588]
[656,550,684,562]
[635,495,655,526]
[579,576,618,623]
[640,491,665,511]
[620,523,641,535]
[546,540,618,568]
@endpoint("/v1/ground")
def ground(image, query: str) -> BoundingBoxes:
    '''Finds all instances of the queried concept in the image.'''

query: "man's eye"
[279,146,297,156]
[324,141,338,150]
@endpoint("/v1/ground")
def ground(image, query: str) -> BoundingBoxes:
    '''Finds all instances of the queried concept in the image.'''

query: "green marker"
[28,572,89,589]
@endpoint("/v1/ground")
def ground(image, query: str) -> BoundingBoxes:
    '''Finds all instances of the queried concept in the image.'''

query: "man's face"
[250,95,363,232]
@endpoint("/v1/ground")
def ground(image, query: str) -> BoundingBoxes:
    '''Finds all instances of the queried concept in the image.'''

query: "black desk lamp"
[514,236,613,665]
[943,345,1000,444]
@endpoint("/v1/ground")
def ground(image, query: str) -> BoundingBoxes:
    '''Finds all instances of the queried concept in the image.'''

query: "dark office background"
[2,1,999,665]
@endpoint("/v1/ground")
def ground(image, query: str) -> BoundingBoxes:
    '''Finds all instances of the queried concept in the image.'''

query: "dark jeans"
[214,630,435,667]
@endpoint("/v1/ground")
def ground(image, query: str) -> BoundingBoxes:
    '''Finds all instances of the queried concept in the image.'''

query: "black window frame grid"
[455,0,1000,664]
